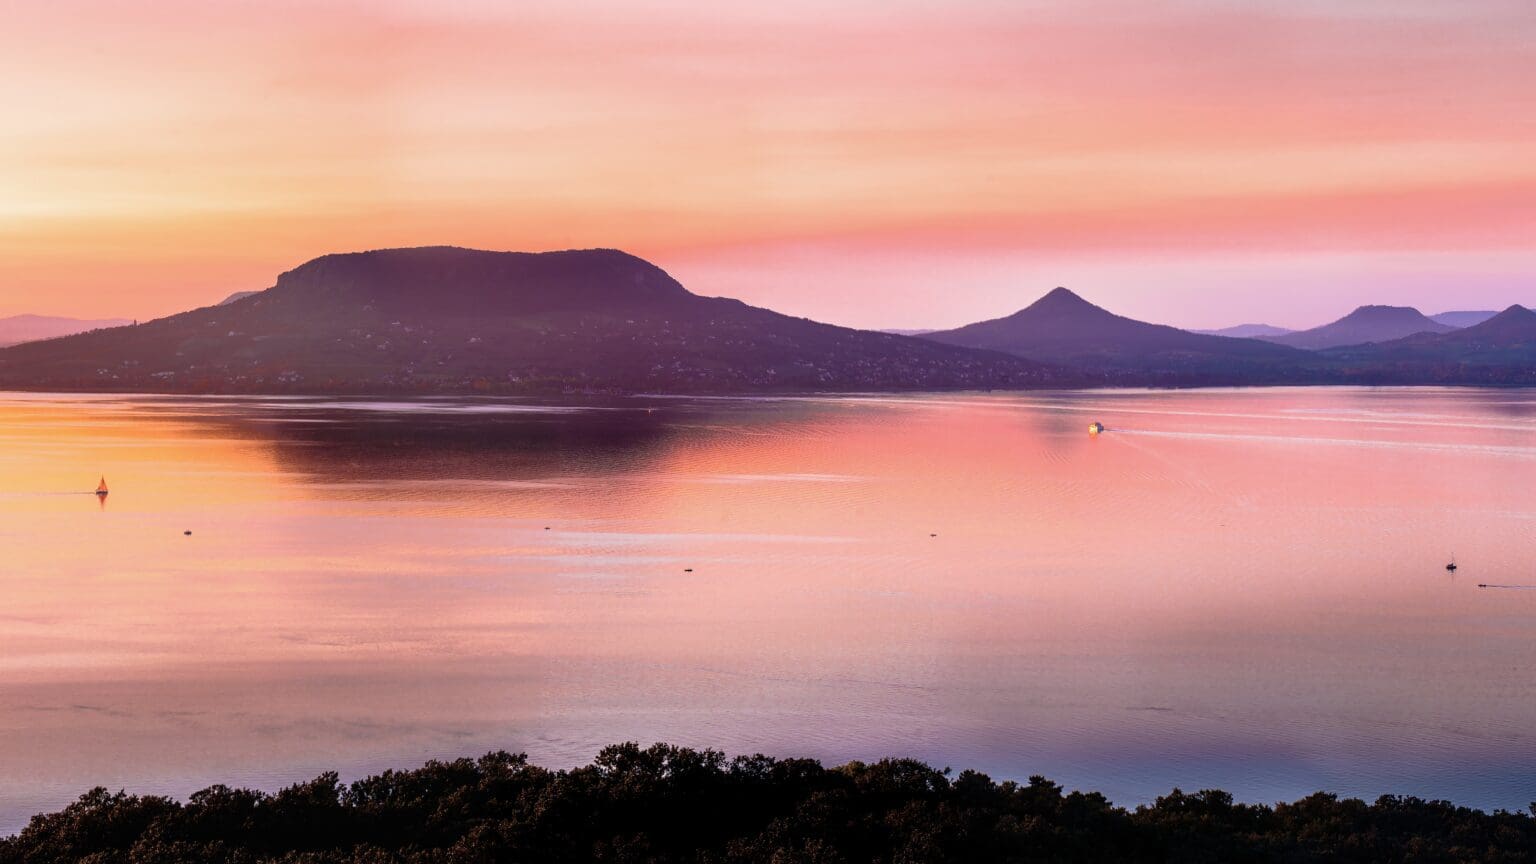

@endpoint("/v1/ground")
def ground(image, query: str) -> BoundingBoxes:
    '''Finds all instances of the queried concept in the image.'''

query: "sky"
[1,0,1533,330]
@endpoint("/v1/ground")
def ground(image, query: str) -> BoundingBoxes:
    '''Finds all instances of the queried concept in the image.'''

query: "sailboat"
[1445,553,1457,573]
[95,476,109,497]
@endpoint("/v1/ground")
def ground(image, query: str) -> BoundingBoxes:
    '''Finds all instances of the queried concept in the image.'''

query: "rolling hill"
[1191,323,1294,338]
[1430,310,1497,328]
[921,287,1321,384]
[0,247,1064,394]
[1262,305,1452,349]
[1321,305,1536,384]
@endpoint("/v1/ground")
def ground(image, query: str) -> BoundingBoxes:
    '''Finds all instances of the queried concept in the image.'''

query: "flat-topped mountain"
[921,287,1317,384]
[1264,305,1452,349]
[270,247,695,315]
[0,314,133,348]
[7,254,1534,392]
[1321,305,1536,384]
[0,247,1062,394]
[1379,304,1536,351]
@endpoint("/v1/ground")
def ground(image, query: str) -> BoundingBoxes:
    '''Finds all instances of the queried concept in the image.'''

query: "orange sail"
[96,476,109,495]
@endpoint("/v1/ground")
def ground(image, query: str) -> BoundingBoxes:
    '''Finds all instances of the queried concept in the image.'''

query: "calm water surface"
[2,388,1535,831]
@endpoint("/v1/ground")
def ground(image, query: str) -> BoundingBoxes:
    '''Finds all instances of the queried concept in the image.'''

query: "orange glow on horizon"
[1,0,1533,328]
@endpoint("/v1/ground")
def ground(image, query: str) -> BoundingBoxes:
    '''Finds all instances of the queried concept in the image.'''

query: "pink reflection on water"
[1,389,1535,830]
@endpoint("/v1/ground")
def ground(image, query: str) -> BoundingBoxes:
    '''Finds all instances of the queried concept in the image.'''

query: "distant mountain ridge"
[1439,305,1536,346]
[1262,305,1452,349]
[1319,305,1536,384]
[0,314,133,348]
[0,247,1063,394]
[1192,323,1294,338]
[3,253,1535,393]
[1431,310,1498,328]
[921,287,1319,384]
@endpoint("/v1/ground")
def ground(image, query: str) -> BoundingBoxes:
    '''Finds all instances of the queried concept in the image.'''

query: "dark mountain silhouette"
[1191,323,1293,338]
[1438,305,1536,347]
[0,314,132,348]
[921,287,1319,384]
[218,290,259,306]
[1365,304,1536,352]
[0,247,1063,394]
[1431,310,1497,328]
[1263,305,1452,349]
[1321,305,1536,384]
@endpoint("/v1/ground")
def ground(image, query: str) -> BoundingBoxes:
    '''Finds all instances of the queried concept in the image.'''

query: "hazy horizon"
[0,244,1527,336]
[4,0,1534,329]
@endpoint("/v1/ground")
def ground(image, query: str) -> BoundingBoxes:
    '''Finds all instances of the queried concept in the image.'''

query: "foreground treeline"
[4,744,1535,864]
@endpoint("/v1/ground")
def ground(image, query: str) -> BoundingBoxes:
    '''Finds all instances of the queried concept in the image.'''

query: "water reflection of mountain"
[137,398,690,483]
[127,396,871,492]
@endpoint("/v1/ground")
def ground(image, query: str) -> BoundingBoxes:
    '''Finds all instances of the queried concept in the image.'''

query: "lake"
[2,388,1534,832]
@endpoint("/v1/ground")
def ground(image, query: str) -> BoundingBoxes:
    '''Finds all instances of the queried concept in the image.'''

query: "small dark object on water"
[184,530,192,536]
[1446,562,1457,572]
[684,568,693,572]
[544,526,550,530]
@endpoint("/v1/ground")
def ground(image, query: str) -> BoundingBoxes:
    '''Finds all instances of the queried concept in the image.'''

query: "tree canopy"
[4,743,1533,863]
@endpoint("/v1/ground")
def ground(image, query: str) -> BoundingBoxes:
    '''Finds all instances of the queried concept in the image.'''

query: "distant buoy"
[1088,422,1106,435]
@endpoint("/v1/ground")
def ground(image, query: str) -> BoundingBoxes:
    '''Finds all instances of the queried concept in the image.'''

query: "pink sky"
[1,0,1533,329]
